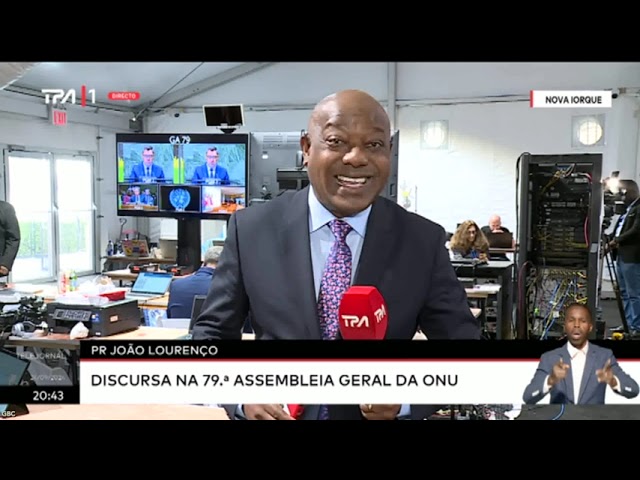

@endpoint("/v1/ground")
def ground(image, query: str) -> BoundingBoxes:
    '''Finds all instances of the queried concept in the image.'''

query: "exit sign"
[51,108,67,126]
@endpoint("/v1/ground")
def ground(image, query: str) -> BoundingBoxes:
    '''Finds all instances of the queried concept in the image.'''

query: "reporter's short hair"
[204,246,223,265]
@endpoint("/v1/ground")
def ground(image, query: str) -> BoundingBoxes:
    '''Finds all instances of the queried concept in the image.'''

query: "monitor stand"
[177,218,202,274]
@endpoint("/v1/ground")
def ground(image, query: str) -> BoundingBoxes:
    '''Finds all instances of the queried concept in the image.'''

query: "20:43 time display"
[32,390,65,402]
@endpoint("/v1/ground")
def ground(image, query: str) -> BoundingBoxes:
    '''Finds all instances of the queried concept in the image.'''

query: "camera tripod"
[599,232,633,339]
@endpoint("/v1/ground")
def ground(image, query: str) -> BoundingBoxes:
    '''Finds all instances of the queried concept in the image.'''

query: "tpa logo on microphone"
[374,304,386,323]
[342,315,370,328]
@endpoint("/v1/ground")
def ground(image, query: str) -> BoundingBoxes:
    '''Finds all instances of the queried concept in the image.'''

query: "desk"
[105,269,139,285]
[8,326,189,350]
[454,260,514,339]
[140,294,168,308]
[489,248,515,255]
[7,404,228,420]
[103,256,176,272]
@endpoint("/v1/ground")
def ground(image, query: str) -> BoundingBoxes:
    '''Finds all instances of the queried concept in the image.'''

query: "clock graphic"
[169,188,191,212]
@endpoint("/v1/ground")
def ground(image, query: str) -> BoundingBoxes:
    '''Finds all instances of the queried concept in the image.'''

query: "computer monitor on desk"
[0,348,30,416]
[189,295,207,332]
[486,232,513,249]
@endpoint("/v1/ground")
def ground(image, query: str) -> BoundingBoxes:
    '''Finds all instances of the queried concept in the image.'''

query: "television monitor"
[203,104,245,127]
[248,131,305,201]
[116,133,249,220]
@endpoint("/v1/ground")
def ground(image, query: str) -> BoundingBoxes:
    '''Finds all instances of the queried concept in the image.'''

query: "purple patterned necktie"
[317,219,353,419]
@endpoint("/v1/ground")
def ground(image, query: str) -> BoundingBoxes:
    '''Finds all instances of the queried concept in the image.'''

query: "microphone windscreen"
[338,286,388,340]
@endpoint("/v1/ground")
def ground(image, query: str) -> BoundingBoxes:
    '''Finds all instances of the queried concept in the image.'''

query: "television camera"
[602,171,626,229]
[0,295,49,347]
[600,173,638,339]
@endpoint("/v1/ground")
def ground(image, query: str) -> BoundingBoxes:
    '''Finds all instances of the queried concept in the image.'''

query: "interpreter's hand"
[596,358,616,387]
[479,253,488,262]
[0,266,8,276]
[548,358,570,387]
[243,404,295,420]
[360,404,401,420]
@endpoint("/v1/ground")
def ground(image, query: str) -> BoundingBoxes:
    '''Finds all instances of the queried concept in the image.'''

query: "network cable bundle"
[516,154,603,340]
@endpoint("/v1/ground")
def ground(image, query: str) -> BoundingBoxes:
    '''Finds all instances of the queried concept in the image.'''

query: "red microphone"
[286,404,305,419]
[338,286,389,340]
[286,287,388,419]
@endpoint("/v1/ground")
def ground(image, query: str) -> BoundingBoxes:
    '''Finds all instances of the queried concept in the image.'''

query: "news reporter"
[192,89,481,420]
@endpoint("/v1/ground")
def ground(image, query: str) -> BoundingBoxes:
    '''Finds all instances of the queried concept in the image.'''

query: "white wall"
[396,96,640,234]
[1,62,639,277]
[147,62,640,239]
[0,93,134,274]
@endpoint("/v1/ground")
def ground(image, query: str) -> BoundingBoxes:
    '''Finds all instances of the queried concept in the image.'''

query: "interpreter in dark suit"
[0,200,21,278]
[192,89,480,420]
[608,180,640,333]
[129,146,165,183]
[191,147,230,185]
[523,303,638,405]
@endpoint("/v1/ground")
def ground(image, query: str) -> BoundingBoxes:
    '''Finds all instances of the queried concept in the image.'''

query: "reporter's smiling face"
[302,91,391,218]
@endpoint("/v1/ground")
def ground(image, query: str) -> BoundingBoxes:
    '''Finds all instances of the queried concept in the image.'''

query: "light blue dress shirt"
[615,198,639,237]
[237,187,410,419]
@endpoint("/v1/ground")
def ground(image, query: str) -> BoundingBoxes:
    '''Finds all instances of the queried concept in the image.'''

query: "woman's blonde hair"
[450,220,489,254]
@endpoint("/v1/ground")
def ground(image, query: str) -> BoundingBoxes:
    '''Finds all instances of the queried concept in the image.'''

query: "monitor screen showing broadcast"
[116,133,249,219]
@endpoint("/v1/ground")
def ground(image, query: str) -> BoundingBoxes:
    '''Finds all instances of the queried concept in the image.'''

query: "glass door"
[55,155,96,274]
[6,151,56,282]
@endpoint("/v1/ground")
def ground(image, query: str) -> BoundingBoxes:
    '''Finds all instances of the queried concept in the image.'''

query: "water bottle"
[107,240,114,256]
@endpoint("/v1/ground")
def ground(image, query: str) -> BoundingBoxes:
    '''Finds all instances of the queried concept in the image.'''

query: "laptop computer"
[189,295,207,332]
[486,231,513,249]
[126,271,174,299]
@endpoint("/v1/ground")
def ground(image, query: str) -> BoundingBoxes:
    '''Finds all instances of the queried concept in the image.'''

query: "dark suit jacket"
[192,187,481,419]
[522,342,639,405]
[191,164,230,184]
[167,267,216,318]
[613,200,640,263]
[129,163,165,182]
[0,201,21,273]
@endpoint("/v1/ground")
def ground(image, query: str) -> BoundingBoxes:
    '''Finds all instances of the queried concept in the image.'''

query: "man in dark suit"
[191,147,230,185]
[129,146,165,183]
[609,180,640,333]
[192,89,480,420]
[0,200,21,279]
[167,246,222,319]
[523,303,638,405]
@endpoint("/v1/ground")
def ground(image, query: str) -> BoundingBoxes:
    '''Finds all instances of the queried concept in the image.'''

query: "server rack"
[516,153,603,339]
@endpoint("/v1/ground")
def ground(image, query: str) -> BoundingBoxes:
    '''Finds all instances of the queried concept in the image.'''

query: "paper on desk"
[504,406,522,420]
[469,284,501,293]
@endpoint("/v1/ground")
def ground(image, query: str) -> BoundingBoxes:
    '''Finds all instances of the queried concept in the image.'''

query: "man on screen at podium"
[523,303,639,405]
[129,146,165,183]
[192,89,480,420]
[191,147,230,185]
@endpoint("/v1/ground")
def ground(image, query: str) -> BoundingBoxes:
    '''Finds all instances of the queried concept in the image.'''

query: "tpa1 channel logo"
[42,85,96,107]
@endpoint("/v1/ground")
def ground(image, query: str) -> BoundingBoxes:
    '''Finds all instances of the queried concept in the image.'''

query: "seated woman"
[449,220,490,261]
